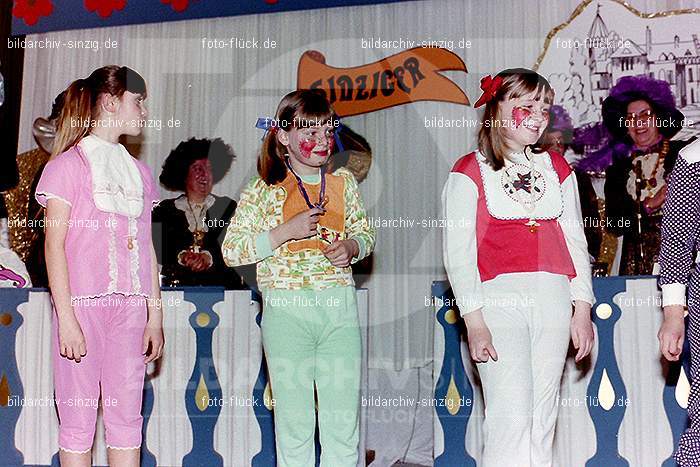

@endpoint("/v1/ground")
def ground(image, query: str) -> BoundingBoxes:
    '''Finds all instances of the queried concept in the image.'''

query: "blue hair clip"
[255,117,277,140]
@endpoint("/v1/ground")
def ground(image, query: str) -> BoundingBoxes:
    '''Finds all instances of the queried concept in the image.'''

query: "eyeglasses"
[625,108,654,122]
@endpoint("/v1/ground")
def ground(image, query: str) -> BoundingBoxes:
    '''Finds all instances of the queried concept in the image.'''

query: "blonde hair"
[477,68,554,170]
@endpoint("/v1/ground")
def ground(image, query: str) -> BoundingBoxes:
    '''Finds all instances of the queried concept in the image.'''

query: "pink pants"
[52,294,147,453]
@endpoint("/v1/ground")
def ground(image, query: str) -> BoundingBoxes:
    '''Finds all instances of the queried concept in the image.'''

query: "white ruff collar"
[174,194,216,232]
[476,150,563,220]
[79,134,144,217]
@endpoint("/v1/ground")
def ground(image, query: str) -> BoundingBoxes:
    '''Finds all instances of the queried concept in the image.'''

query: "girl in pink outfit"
[36,65,164,467]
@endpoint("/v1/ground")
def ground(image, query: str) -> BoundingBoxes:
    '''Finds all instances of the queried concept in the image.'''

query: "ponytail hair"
[51,79,91,159]
[258,89,337,185]
[51,65,147,158]
[477,68,554,171]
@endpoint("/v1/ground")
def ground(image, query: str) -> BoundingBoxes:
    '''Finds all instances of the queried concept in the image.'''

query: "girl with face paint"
[442,68,595,466]
[221,90,375,467]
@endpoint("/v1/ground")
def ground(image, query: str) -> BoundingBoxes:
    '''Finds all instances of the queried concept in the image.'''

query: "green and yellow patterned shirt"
[222,167,375,290]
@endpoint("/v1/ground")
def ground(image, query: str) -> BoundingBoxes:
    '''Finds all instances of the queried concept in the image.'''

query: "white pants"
[477,272,572,467]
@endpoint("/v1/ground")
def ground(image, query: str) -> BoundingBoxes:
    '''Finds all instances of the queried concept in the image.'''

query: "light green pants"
[261,286,361,467]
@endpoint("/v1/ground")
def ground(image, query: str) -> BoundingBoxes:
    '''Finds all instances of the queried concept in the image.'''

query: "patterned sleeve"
[659,144,700,306]
[339,168,375,263]
[221,176,272,267]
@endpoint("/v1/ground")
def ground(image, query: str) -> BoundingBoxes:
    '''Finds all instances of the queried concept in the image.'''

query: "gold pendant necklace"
[642,139,670,192]
[187,197,206,253]
[127,216,136,250]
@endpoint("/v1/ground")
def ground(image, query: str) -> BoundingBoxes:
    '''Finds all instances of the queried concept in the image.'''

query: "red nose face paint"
[512,107,531,128]
[299,139,317,159]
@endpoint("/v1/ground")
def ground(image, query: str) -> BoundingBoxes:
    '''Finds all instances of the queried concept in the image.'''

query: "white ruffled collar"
[476,150,564,220]
[174,194,216,232]
[79,134,144,217]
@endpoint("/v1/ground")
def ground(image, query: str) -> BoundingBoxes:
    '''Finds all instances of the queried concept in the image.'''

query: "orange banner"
[297,48,469,117]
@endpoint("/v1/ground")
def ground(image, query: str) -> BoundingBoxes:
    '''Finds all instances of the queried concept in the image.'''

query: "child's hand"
[281,207,325,241]
[321,239,358,267]
[658,305,685,361]
[571,301,594,362]
[143,322,164,364]
[463,310,498,363]
[58,314,87,363]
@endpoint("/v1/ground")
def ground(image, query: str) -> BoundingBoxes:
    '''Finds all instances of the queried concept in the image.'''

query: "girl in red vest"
[442,68,595,467]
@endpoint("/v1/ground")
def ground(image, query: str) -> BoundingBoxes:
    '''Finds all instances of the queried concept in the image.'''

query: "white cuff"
[456,295,485,316]
[349,237,365,264]
[36,191,72,208]
[571,289,596,307]
[662,283,687,307]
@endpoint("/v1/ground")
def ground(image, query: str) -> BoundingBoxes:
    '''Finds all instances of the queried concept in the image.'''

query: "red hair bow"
[474,75,503,108]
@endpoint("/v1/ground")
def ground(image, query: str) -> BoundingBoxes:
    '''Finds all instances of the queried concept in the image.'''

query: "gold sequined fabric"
[5,148,50,262]
[596,198,619,276]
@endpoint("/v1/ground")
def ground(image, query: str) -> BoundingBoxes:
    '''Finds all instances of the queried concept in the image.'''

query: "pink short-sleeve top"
[36,140,159,299]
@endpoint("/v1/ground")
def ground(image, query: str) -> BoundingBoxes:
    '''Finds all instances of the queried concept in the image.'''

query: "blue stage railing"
[432,277,691,467]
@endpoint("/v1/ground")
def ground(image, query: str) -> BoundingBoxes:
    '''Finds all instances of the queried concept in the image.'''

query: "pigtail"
[51,79,92,159]
[478,96,508,171]
[257,128,288,185]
